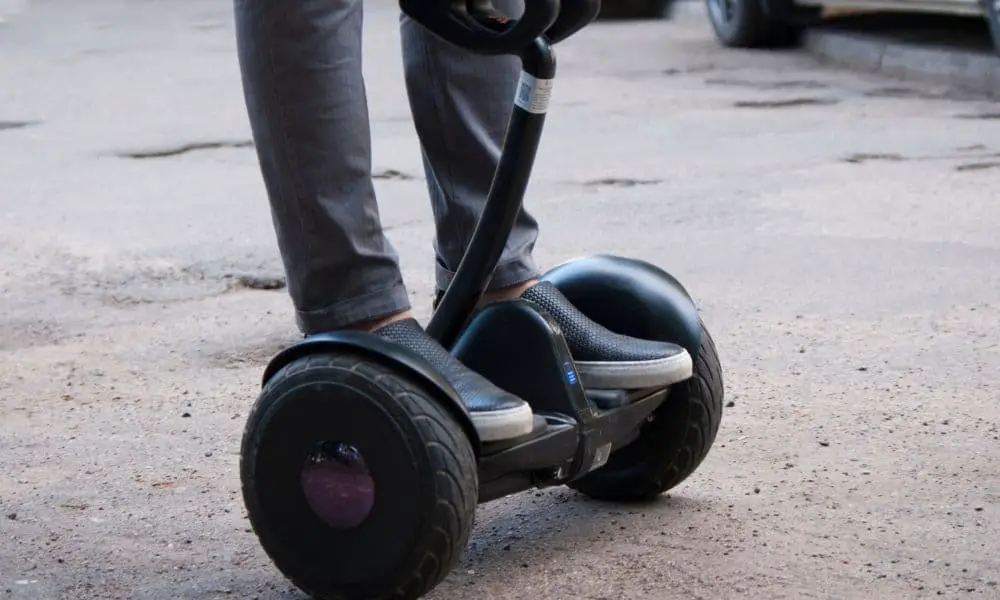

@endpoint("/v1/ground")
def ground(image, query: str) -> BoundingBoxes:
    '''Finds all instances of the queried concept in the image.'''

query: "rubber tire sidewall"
[706,0,798,48]
[568,323,724,502]
[241,353,478,600]
[986,0,1000,55]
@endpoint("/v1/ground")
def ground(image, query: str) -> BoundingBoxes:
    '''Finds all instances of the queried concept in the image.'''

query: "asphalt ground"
[1,1,998,599]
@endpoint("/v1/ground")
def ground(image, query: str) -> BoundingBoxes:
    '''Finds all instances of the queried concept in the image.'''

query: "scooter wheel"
[240,352,478,600]
[569,322,724,501]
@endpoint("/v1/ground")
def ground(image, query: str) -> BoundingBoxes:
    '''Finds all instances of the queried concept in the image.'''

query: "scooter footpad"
[586,386,667,410]
[480,414,548,455]
[586,388,629,410]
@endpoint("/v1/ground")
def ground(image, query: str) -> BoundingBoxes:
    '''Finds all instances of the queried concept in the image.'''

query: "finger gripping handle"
[400,0,560,55]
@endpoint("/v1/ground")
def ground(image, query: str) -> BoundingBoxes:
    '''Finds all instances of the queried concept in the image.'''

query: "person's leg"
[234,0,408,334]
[233,0,534,441]
[401,3,694,390]
[400,0,541,296]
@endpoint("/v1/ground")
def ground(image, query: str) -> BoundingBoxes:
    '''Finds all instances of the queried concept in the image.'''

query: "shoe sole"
[575,350,694,390]
[470,401,535,443]
[468,352,692,441]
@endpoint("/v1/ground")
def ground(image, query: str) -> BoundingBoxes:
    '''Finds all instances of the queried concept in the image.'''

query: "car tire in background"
[705,0,802,47]
[986,0,1000,54]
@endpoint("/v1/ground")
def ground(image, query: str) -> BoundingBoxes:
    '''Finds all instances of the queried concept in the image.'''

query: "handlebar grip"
[400,0,560,55]
[543,0,600,44]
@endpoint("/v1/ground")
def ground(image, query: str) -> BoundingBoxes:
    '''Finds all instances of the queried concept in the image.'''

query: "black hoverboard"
[239,1,724,598]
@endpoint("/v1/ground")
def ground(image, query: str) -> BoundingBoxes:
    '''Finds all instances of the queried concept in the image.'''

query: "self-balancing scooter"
[239,1,725,598]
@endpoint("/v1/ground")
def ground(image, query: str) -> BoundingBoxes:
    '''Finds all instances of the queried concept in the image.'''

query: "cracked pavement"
[1,1,999,599]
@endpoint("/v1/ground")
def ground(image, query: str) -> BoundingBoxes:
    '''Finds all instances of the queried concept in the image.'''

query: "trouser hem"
[295,283,411,335]
[434,256,541,295]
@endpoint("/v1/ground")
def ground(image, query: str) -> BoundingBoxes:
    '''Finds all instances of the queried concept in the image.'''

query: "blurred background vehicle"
[701,0,1000,53]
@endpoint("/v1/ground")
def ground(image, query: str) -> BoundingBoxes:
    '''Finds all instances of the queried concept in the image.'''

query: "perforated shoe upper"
[520,281,685,363]
[374,318,526,414]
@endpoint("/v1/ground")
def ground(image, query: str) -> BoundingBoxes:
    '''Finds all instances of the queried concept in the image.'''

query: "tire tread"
[568,322,724,502]
[244,352,477,600]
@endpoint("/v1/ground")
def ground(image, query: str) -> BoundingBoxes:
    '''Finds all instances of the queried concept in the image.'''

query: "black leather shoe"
[520,281,692,389]
[374,318,534,442]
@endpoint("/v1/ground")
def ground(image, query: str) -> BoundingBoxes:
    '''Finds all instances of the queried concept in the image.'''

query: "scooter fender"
[261,331,482,456]
[541,254,703,358]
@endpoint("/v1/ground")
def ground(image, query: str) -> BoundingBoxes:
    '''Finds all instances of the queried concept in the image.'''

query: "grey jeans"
[233,0,540,334]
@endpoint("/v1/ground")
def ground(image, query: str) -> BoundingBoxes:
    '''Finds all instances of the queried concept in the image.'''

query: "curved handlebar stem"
[426,38,556,348]
[400,0,561,55]
[543,0,601,44]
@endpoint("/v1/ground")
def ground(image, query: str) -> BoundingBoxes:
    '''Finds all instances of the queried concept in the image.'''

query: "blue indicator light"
[563,361,578,385]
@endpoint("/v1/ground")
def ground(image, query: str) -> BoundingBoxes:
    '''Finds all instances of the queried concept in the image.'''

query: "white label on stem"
[514,71,553,115]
